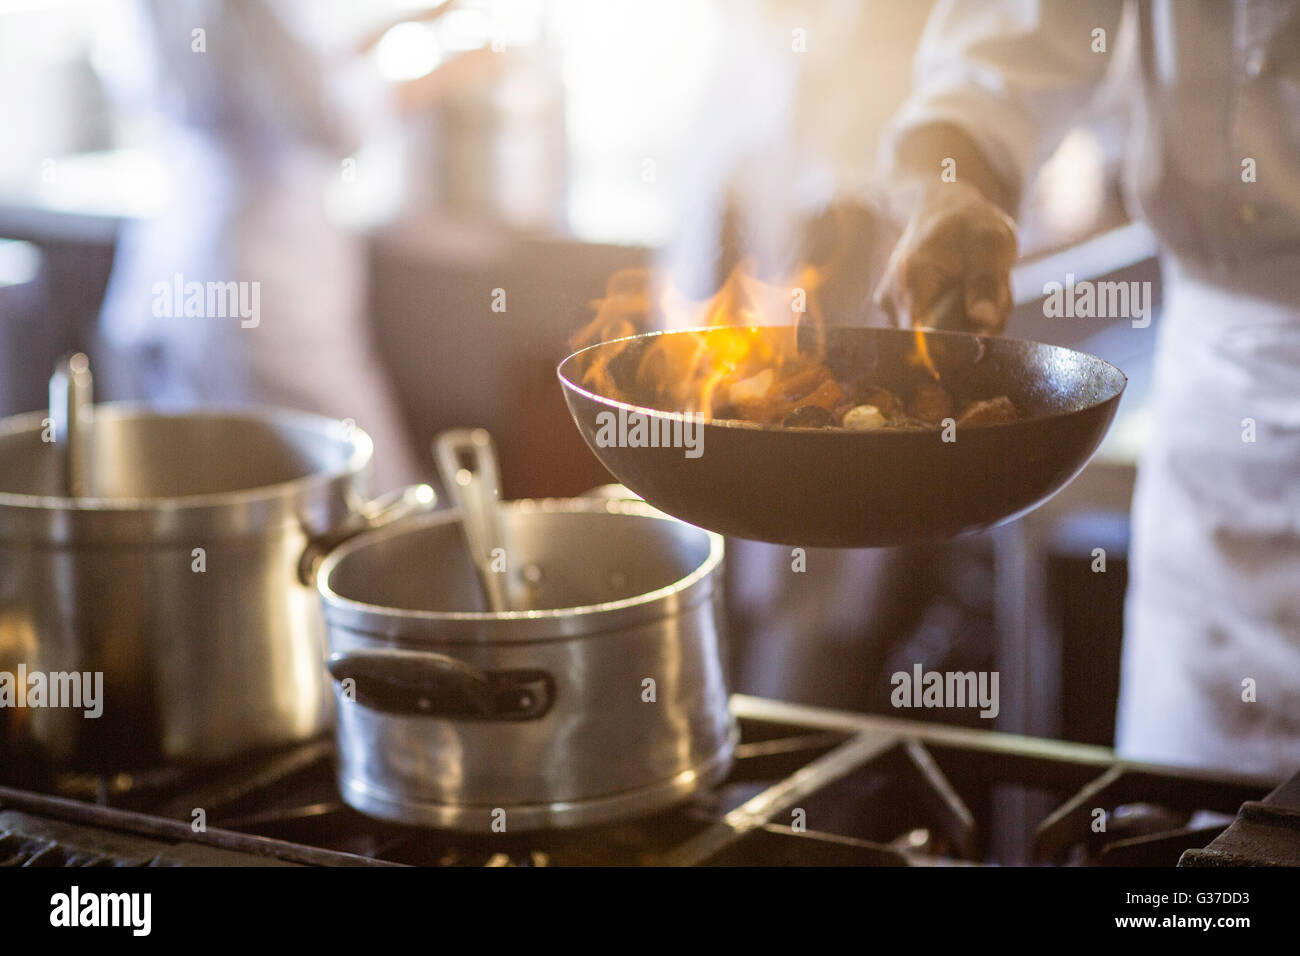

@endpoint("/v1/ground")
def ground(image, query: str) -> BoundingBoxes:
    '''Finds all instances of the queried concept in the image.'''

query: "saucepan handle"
[297,483,437,586]
[327,649,553,721]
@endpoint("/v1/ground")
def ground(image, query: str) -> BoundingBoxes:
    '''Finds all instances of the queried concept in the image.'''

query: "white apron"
[882,0,1300,777]
[1116,255,1300,778]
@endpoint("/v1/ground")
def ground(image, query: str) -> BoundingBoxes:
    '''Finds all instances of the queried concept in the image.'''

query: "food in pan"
[572,266,1021,431]
[745,369,1019,431]
[706,349,1018,430]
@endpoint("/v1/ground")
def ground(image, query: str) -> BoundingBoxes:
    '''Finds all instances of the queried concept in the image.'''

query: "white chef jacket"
[881,0,1300,777]
[97,0,421,491]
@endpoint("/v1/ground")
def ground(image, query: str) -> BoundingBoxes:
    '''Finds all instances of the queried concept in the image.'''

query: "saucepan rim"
[317,497,725,627]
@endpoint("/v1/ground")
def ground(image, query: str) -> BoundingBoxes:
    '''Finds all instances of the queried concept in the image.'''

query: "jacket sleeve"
[879,0,1126,206]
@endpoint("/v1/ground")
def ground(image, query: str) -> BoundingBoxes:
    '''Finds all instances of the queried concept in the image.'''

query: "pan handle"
[328,649,553,721]
[297,483,437,586]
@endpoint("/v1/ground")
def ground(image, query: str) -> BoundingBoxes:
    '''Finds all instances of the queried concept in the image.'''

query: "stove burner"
[1182,774,1300,867]
[0,696,1279,866]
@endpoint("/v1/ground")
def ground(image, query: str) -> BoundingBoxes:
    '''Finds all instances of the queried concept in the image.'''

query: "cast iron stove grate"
[0,696,1281,866]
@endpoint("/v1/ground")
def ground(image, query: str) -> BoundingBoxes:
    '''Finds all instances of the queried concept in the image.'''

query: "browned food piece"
[729,396,789,424]
[908,383,954,424]
[774,362,833,402]
[797,377,845,412]
[957,395,1019,425]
[783,405,835,428]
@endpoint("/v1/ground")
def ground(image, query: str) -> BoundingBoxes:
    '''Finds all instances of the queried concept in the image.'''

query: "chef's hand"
[873,124,1019,336]
[874,179,1017,335]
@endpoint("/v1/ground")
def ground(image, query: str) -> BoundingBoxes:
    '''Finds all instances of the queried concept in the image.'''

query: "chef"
[874,0,1300,777]
[96,1,501,491]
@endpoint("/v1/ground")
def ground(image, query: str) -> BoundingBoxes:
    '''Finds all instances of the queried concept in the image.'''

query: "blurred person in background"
[96,0,500,490]
[875,0,1300,777]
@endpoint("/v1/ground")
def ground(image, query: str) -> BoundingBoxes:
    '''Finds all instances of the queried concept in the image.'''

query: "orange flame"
[572,262,833,422]
[573,257,940,423]
[911,326,940,380]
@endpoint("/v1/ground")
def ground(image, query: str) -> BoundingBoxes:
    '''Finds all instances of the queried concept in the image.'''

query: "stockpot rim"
[0,402,372,513]
[0,403,374,544]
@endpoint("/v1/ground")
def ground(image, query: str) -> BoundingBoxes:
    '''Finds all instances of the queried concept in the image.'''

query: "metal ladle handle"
[433,428,516,614]
[49,352,93,498]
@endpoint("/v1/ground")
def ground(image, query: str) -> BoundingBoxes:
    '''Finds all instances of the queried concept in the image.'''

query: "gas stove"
[0,695,1286,867]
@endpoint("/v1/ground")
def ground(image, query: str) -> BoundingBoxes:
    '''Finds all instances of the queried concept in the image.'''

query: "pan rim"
[557,325,1128,433]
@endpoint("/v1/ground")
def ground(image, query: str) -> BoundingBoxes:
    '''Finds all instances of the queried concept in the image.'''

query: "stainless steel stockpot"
[0,403,430,769]
[317,498,734,831]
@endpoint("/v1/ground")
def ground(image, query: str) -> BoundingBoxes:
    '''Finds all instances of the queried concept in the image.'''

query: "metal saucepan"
[0,396,434,771]
[317,495,733,832]
[558,326,1126,548]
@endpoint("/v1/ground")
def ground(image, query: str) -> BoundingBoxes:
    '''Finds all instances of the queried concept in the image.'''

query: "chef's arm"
[873,122,1021,334]
[888,122,1017,219]
[874,0,1126,334]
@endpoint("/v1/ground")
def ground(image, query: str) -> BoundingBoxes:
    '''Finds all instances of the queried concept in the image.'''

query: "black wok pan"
[557,326,1126,548]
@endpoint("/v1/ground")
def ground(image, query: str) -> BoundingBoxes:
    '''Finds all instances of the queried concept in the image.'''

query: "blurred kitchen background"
[0,0,1158,750]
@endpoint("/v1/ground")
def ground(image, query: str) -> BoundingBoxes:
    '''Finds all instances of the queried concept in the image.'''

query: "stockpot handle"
[297,483,437,586]
[327,649,553,721]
